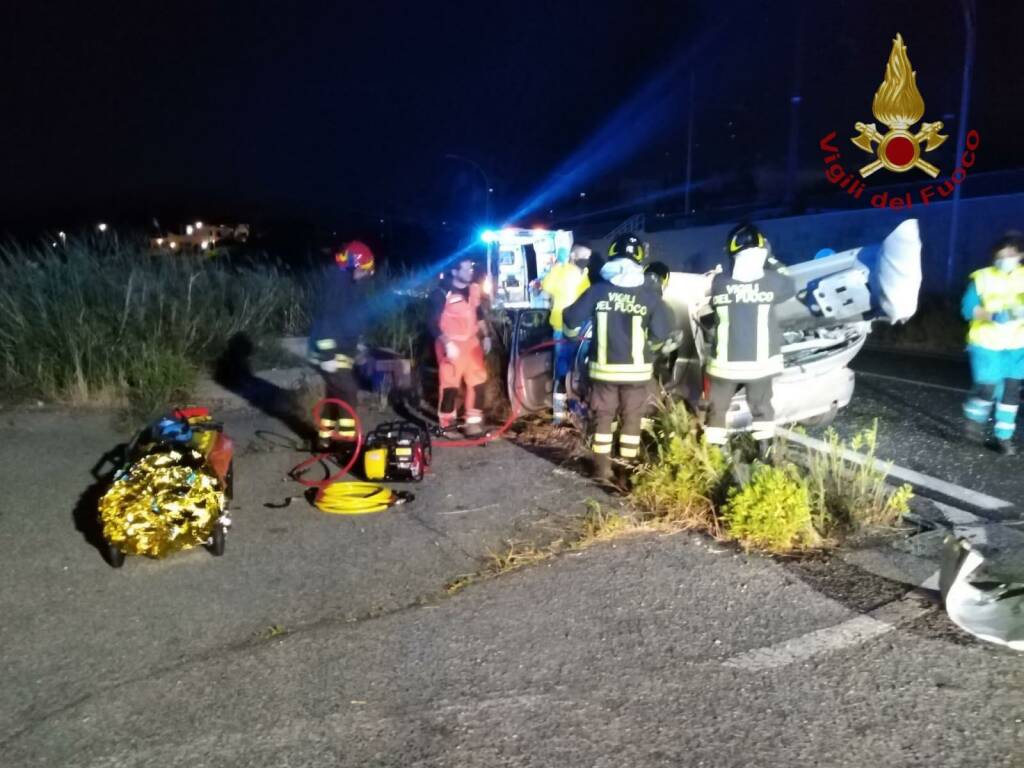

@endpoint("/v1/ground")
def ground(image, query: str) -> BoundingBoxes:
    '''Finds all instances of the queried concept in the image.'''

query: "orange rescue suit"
[435,283,487,426]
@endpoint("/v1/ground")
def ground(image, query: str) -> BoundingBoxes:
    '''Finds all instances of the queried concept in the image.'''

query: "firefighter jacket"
[563,258,674,383]
[428,282,485,343]
[309,268,368,369]
[541,262,590,332]
[963,266,1024,350]
[706,268,796,380]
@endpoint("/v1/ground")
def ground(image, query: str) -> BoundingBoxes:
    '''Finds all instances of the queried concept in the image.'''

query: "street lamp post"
[444,153,494,284]
[946,0,977,293]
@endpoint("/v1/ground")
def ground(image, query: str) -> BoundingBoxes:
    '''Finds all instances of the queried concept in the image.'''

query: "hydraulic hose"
[432,337,570,448]
[288,397,408,514]
[286,338,578,511]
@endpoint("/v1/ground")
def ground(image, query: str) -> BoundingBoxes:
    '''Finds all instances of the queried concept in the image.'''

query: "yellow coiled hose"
[314,481,404,515]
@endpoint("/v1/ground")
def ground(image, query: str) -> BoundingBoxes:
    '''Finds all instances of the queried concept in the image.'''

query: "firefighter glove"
[444,341,460,360]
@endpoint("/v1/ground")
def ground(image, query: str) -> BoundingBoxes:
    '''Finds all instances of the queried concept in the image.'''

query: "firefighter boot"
[592,453,614,484]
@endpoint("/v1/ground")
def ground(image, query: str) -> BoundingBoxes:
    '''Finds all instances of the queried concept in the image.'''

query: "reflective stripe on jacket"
[542,262,589,332]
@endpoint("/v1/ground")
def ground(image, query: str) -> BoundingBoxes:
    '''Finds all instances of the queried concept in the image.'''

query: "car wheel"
[107,543,125,569]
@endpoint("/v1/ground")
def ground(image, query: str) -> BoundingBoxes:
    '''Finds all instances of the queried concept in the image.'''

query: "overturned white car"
[509,218,923,427]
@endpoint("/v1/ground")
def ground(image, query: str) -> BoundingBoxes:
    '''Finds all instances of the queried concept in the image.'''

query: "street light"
[946,0,977,293]
[445,152,494,283]
[97,222,108,233]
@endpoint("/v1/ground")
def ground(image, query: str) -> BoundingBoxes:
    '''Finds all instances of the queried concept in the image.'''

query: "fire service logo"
[818,33,980,209]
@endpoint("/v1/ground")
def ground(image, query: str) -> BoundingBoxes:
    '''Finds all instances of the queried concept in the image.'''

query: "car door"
[507,308,554,413]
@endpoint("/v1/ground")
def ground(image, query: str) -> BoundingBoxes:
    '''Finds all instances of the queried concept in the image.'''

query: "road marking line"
[778,428,1016,513]
[856,370,970,394]
[722,598,930,672]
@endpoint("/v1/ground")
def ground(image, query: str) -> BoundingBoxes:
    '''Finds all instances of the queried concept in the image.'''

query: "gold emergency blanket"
[99,449,225,558]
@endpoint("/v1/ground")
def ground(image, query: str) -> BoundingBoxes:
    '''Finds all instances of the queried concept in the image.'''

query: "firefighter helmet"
[335,240,375,272]
[608,233,646,264]
[726,223,769,257]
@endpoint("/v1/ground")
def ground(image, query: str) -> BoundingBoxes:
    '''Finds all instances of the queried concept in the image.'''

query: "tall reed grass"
[0,234,312,413]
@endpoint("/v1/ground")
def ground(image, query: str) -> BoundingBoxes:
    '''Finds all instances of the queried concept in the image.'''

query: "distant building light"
[201,240,210,250]
[488,187,494,193]
[579,192,586,198]
[379,218,385,224]
[186,225,194,235]
[195,221,203,229]
[169,241,178,249]
[58,231,67,240]
[51,241,58,247]
[97,222,108,232]
[156,237,164,246]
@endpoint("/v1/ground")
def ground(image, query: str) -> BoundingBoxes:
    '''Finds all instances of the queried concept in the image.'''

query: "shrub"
[804,419,913,533]
[722,464,820,553]
[631,399,729,534]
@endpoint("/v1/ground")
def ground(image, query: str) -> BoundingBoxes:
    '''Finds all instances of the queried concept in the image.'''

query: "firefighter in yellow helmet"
[704,223,796,454]
[563,234,674,482]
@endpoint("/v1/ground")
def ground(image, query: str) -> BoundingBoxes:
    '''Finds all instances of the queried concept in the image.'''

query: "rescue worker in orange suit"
[308,240,375,451]
[563,234,674,482]
[429,257,494,438]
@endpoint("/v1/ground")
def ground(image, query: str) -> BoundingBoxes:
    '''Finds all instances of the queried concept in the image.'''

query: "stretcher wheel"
[224,461,235,502]
[209,523,226,557]
[107,544,125,569]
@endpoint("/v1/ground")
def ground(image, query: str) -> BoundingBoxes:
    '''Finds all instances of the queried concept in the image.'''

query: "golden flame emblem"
[851,34,947,177]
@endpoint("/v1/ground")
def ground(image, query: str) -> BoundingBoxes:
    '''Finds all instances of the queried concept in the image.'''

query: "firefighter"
[308,240,376,451]
[563,233,674,482]
[704,223,796,453]
[429,257,493,438]
[961,230,1024,455]
[541,242,591,423]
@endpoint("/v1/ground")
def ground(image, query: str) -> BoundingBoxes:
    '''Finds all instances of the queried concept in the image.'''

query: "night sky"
[3,0,1022,238]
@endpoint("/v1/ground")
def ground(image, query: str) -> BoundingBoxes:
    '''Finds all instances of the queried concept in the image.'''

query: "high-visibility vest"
[542,262,589,332]
[967,267,1024,350]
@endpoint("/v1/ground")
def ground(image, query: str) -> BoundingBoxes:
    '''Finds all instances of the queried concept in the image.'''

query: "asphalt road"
[1,365,1020,766]
[844,347,1022,520]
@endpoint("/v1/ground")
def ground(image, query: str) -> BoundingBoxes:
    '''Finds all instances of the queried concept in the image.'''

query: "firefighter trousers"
[590,381,650,461]
[705,375,775,445]
[318,367,359,443]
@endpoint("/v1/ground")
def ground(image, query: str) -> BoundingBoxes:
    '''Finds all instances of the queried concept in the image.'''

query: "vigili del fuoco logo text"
[819,33,979,209]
